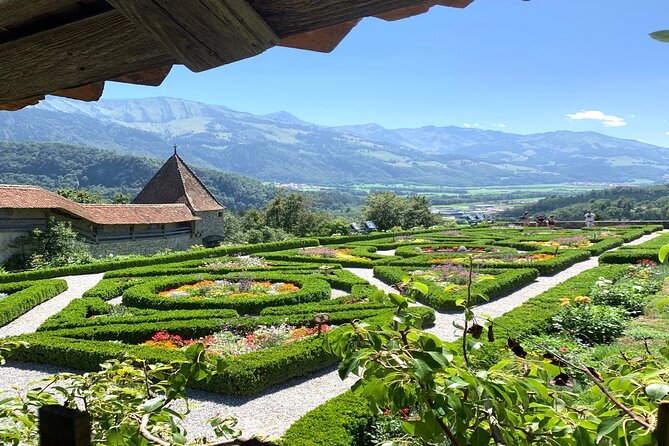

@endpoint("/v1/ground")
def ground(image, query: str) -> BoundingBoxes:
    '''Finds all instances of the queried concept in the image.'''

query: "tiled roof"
[82,204,198,225]
[132,154,224,212]
[0,185,198,225]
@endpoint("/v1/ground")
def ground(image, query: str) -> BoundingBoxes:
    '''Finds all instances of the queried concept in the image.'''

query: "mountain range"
[1,96,668,187]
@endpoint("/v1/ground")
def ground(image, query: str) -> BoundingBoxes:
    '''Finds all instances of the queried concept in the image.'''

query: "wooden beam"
[112,65,173,86]
[108,0,279,72]
[0,0,75,28]
[53,81,105,101]
[0,10,176,103]
[248,0,472,37]
[280,20,360,53]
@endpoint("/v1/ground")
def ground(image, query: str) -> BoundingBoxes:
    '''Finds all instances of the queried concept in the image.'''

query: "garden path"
[0,231,664,441]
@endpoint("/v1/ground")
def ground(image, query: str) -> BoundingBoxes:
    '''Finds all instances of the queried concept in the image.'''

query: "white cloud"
[462,122,480,128]
[494,123,507,128]
[566,110,627,127]
[665,131,669,136]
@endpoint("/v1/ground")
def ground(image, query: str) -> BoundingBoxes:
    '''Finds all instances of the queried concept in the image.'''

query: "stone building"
[0,154,225,264]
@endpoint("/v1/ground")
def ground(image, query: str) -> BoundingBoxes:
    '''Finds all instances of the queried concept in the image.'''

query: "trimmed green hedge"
[0,279,68,327]
[373,266,539,311]
[388,248,590,275]
[0,239,321,284]
[281,391,372,446]
[599,250,658,264]
[103,259,322,279]
[15,306,435,396]
[122,273,331,314]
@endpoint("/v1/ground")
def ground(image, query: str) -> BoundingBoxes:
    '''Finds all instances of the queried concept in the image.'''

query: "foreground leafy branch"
[326,277,669,445]
[0,340,274,446]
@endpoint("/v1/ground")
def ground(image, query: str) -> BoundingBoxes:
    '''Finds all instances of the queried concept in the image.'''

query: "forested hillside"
[501,185,669,220]
[0,141,275,210]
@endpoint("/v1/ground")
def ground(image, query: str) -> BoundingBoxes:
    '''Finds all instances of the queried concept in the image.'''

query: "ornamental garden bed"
[374,265,538,310]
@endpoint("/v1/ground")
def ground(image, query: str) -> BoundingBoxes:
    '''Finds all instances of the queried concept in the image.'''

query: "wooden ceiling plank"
[248,0,469,37]
[112,65,173,86]
[0,10,176,103]
[108,0,279,72]
[0,0,75,28]
[279,19,360,53]
[53,81,105,101]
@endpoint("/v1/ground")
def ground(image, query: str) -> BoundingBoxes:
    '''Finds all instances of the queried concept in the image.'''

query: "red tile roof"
[0,185,198,225]
[132,154,224,212]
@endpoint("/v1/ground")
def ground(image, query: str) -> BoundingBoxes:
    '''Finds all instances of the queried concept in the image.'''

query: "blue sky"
[103,0,669,146]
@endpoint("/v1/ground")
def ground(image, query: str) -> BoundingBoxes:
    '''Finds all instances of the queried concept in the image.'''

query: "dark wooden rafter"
[248,0,474,36]
[0,0,476,109]
[107,0,279,72]
[0,10,176,103]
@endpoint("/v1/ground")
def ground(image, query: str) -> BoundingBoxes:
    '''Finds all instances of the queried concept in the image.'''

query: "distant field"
[350,182,613,196]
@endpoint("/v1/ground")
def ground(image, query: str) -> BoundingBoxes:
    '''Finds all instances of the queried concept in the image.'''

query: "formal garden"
[1,224,669,445]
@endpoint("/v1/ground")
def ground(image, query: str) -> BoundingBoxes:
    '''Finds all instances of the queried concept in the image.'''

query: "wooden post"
[658,402,669,446]
[39,405,91,446]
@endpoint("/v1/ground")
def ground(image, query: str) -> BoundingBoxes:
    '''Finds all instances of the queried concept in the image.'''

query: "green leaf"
[470,426,491,445]
[412,281,429,296]
[651,30,669,43]
[645,383,669,400]
[141,396,166,413]
[338,356,359,379]
[596,417,622,440]
[659,244,669,264]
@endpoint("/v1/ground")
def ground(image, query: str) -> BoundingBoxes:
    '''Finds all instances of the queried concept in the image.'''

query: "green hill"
[0,141,275,211]
[500,185,669,221]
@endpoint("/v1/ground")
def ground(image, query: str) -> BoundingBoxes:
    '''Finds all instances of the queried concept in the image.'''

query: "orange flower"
[574,296,591,303]
[559,298,571,307]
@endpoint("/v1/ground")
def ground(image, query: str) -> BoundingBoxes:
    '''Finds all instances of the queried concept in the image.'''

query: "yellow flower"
[574,296,591,303]
[559,298,571,307]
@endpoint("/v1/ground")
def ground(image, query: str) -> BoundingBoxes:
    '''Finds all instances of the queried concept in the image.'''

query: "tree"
[264,192,331,236]
[363,192,404,230]
[364,192,440,230]
[56,188,109,204]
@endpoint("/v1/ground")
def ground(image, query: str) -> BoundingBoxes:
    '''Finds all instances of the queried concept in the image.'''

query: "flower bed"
[296,247,370,262]
[158,279,300,299]
[145,323,333,355]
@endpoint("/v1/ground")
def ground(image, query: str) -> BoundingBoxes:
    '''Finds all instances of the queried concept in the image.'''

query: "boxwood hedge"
[0,238,321,284]
[0,279,68,327]
[122,273,331,314]
[14,306,435,396]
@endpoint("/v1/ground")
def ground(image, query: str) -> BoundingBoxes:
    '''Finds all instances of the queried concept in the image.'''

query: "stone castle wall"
[87,234,196,258]
[193,210,225,246]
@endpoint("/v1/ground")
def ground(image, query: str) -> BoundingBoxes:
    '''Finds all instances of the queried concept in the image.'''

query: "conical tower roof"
[133,153,224,212]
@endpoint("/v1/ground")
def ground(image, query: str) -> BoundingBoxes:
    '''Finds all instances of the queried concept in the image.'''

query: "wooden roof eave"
[0,0,475,111]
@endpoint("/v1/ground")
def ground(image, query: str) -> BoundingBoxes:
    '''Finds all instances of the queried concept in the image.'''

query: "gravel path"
[0,231,663,441]
[376,249,396,256]
[0,273,104,337]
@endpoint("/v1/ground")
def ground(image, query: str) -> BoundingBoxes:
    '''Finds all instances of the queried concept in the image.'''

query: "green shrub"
[280,391,372,446]
[551,303,628,345]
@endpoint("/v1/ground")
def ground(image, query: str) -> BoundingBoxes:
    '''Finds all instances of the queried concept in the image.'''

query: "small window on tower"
[218,212,223,217]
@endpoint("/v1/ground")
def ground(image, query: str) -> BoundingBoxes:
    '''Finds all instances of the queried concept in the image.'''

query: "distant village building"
[0,153,224,264]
